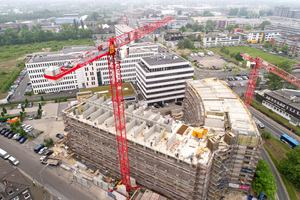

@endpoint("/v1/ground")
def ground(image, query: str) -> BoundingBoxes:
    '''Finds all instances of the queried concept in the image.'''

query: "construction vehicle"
[43,17,173,191]
[241,52,300,106]
[40,155,61,166]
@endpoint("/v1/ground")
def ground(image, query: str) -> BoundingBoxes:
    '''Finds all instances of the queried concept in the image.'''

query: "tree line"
[0,22,93,46]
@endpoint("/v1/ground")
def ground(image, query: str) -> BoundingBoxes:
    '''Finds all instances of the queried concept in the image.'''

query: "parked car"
[12,133,20,140]
[4,131,12,137]
[29,115,33,120]
[56,134,64,139]
[19,137,28,144]
[44,150,54,156]
[7,132,15,139]
[8,156,19,166]
[18,104,22,109]
[0,129,8,135]
[29,102,33,108]
[16,135,23,141]
[38,147,48,155]
[34,144,45,153]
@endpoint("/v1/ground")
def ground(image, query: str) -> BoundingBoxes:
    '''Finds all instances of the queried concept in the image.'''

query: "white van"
[8,156,19,166]
[0,148,10,159]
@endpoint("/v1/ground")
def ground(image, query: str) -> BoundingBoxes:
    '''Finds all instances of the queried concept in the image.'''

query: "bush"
[44,139,54,147]
[262,131,271,139]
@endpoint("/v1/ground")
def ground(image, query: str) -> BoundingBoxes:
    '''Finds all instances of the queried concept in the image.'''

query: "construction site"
[62,78,262,200]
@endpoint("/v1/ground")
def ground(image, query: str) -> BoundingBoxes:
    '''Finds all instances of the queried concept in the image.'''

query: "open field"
[210,46,297,66]
[0,39,94,95]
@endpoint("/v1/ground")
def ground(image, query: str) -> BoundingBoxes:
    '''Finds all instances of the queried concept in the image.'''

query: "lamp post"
[39,163,49,188]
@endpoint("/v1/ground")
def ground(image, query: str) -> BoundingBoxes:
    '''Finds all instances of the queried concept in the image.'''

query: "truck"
[40,155,61,166]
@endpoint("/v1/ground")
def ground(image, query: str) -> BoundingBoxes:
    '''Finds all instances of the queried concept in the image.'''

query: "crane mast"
[44,17,173,191]
[241,52,300,106]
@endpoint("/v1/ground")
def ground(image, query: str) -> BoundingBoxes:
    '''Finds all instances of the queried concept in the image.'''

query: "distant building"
[202,34,241,47]
[274,6,300,19]
[115,24,134,37]
[167,20,187,31]
[0,159,33,200]
[237,30,281,44]
[261,89,300,126]
[267,23,300,36]
[136,53,193,105]
[270,35,300,55]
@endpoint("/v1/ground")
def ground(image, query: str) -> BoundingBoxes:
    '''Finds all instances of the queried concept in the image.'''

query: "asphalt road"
[260,149,287,200]
[0,137,99,200]
[250,109,290,200]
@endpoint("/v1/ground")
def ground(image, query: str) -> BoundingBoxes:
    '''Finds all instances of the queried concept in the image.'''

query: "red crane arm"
[44,17,173,80]
[241,52,300,87]
[241,52,300,106]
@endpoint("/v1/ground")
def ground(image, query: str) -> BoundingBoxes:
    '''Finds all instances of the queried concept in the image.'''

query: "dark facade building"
[274,6,300,19]
[262,89,300,126]
[0,159,33,200]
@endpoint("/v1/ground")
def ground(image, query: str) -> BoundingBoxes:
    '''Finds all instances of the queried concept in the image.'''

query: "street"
[0,137,109,200]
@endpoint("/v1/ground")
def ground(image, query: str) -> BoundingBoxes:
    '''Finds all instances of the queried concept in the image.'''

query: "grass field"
[0,38,94,95]
[80,83,136,98]
[263,136,299,200]
[210,46,297,66]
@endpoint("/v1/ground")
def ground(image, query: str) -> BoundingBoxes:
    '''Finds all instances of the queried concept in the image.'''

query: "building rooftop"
[141,54,187,66]
[115,24,134,33]
[0,159,30,199]
[63,79,259,167]
[266,89,300,110]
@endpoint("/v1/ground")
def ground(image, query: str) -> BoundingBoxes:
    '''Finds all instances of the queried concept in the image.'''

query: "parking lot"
[189,53,239,70]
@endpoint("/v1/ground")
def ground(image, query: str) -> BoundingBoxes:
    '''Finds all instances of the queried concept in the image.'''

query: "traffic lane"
[0,138,96,200]
[251,112,282,138]
[260,149,288,200]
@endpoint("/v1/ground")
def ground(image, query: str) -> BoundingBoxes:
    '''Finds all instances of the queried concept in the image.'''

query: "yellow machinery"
[192,128,208,139]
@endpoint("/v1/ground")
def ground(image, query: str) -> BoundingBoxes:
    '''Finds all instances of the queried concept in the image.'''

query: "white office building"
[136,54,194,105]
[26,43,158,94]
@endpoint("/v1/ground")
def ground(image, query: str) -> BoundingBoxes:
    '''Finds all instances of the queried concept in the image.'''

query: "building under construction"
[63,78,262,200]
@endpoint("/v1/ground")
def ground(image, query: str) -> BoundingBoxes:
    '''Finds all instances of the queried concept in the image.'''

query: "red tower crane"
[44,17,173,191]
[241,52,300,106]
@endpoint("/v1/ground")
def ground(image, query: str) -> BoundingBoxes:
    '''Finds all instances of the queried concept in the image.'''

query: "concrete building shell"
[62,79,261,200]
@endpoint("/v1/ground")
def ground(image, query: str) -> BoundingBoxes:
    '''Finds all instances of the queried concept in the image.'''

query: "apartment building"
[62,78,261,200]
[136,54,193,105]
[261,89,300,126]
[270,35,300,55]
[202,34,241,47]
[237,30,281,44]
[26,43,158,94]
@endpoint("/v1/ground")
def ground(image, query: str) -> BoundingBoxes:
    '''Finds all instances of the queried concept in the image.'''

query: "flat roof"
[115,24,134,33]
[266,90,300,110]
[142,54,187,66]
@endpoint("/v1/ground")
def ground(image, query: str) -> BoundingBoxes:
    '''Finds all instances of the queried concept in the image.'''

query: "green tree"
[203,10,213,16]
[294,51,298,57]
[80,19,84,29]
[73,19,79,31]
[244,24,253,30]
[154,36,158,42]
[197,35,201,42]
[41,96,44,101]
[239,8,248,16]
[177,10,182,15]
[263,42,271,49]
[265,60,293,89]
[1,112,4,117]
[256,76,261,88]
[2,107,7,114]
[38,103,42,110]
[233,68,239,76]
[21,106,24,112]
[235,52,243,61]
[91,12,99,21]
[229,8,239,16]
[281,45,289,54]
[253,159,277,200]
[25,99,28,105]
[44,138,54,147]
[259,21,271,30]
[272,43,277,51]
[225,25,235,33]
[179,26,186,32]
[279,146,300,189]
